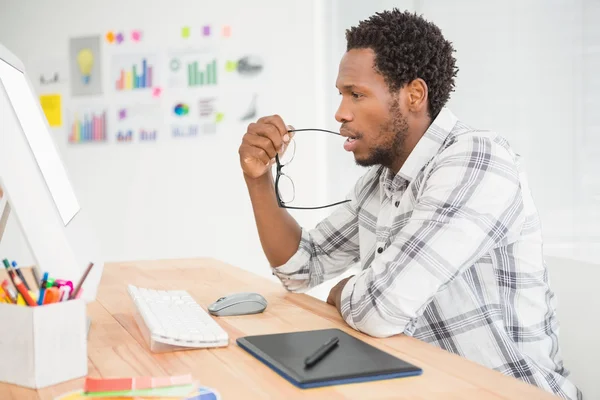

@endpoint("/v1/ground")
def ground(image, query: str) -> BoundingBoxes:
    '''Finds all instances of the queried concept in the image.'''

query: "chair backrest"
[545,255,600,400]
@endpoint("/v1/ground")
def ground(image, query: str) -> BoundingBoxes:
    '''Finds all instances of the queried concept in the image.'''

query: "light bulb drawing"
[76,48,94,84]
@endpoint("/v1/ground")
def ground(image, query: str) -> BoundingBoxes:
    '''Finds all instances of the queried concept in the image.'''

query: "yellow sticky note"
[39,94,62,127]
[181,26,190,38]
[225,60,237,72]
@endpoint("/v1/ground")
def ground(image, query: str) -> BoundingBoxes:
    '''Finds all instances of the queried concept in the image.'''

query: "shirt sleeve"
[340,136,526,337]
[272,171,372,292]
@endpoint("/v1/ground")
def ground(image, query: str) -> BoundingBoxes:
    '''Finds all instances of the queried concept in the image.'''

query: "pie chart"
[174,103,189,116]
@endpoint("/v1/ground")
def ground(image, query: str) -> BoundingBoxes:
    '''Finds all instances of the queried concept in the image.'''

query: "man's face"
[335,48,409,169]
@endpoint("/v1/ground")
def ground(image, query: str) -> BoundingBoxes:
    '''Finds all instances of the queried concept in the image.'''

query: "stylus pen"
[304,336,339,368]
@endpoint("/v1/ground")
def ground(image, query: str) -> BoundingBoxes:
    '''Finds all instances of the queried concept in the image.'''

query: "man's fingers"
[243,133,278,159]
[240,143,271,166]
[247,122,284,153]
[258,115,290,145]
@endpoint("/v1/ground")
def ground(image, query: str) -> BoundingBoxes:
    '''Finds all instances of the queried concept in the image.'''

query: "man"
[238,9,580,400]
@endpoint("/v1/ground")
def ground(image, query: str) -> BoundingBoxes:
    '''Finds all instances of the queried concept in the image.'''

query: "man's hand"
[238,115,292,180]
[327,275,354,313]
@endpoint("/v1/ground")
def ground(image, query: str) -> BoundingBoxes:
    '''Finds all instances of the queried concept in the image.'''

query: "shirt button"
[377,247,384,254]
[395,201,400,207]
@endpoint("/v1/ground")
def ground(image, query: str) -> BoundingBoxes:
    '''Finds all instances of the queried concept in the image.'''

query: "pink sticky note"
[152,87,162,97]
[222,25,231,37]
[131,30,142,42]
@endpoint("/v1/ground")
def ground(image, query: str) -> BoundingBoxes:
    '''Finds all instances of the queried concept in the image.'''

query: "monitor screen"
[0,58,80,225]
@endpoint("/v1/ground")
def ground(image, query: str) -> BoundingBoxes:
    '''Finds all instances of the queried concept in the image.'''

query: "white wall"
[1,2,598,394]
[545,256,600,400]
[0,0,330,282]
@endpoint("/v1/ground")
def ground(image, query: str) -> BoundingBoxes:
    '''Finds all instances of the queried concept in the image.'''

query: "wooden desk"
[0,259,560,399]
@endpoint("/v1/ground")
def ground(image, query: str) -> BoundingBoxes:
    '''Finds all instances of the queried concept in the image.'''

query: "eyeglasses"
[274,128,351,210]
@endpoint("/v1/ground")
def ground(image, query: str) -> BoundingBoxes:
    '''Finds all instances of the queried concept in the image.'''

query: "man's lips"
[340,129,361,140]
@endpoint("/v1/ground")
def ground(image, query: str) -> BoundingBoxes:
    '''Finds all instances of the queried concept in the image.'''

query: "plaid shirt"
[273,108,581,399]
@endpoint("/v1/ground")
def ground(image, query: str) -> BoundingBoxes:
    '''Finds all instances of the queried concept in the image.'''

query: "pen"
[59,286,71,301]
[11,261,30,291]
[38,272,49,306]
[2,259,17,288]
[70,262,94,300]
[304,336,339,368]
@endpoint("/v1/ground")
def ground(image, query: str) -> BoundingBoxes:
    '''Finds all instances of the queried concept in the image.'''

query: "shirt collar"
[379,108,458,195]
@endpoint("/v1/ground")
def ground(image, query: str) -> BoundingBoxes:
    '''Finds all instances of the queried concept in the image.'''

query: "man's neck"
[389,118,432,174]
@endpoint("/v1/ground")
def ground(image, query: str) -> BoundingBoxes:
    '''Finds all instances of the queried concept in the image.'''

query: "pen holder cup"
[0,299,88,389]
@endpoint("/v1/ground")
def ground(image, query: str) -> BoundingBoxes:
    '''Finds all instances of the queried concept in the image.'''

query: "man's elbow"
[347,316,407,338]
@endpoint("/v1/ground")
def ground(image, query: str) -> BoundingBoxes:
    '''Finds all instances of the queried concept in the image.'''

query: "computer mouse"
[208,292,267,317]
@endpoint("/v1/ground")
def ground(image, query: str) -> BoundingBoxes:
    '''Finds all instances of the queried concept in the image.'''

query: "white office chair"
[545,255,600,400]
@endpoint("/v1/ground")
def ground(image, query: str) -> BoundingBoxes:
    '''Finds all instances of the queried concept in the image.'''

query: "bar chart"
[113,55,157,91]
[116,130,133,142]
[140,129,157,141]
[167,52,218,88]
[69,111,107,143]
[172,125,199,137]
[187,59,217,86]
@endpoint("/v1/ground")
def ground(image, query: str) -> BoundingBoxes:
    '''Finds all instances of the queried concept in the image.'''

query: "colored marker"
[54,279,73,292]
[1,279,17,303]
[43,287,60,304]
[0,289,9,303]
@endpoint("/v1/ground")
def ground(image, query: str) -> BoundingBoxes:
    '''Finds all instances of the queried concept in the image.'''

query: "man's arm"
[245,173,302,267]
[239,115,302,267]
[336,136,525,337]
[240,115,361,289]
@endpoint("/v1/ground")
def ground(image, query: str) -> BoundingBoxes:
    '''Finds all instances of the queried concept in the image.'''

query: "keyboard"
[127,285,229,353]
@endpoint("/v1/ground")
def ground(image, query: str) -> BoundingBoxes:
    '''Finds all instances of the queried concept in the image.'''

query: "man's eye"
[352,92,362,99]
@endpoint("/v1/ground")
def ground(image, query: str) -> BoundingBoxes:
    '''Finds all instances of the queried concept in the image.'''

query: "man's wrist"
[244,172,273,191]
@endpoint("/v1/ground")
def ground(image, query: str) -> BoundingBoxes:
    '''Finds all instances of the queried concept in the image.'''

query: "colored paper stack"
[54,375,220,400]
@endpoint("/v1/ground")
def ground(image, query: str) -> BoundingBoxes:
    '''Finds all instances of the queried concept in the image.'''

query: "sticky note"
[118,108,127,120]
[131,30,142,42]
[225,60,237,72]
[106,31,115,43]
[215,112,224,123]
[116,32,124,44]
[202,25,211,36]
[152,87,162,98]
[39,94,62,127]
[222,25,231,37]
[85,375,193,393]
[182,26,190,38]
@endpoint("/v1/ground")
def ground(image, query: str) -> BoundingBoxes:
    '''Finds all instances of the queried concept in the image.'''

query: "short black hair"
[346,9,458,119]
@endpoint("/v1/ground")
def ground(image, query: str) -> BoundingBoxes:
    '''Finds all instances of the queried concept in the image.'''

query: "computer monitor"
[0,42,103,302]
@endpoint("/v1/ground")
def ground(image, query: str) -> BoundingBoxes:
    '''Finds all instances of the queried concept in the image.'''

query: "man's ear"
[406,78,428,114]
